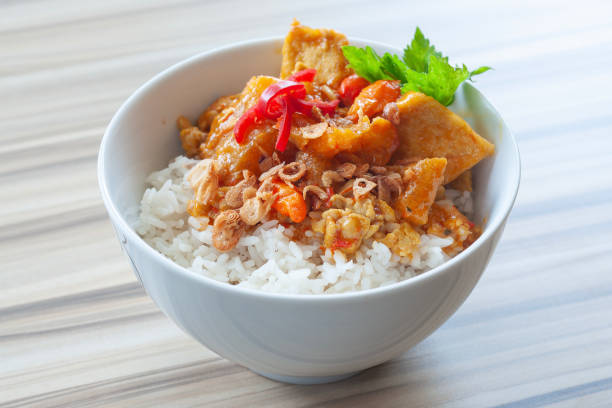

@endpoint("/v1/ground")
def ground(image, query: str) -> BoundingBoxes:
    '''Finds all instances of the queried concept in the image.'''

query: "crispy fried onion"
[187,159,218,206]
[321,170,345,187]
[354,163,370,177]
[259,162,285,181]
[302,185,328,210]
[212,210,244,252]
[240,179,277,225]
[257,177,276,201]
[279,161,307,183]
[240,197,273,225]
[370,166,387,175]
[377,173,403,203]
[353,178,377,200]
[302,185,328,201]
[224,170,256,208]
[299,122,328,139]
[336,162,357,178]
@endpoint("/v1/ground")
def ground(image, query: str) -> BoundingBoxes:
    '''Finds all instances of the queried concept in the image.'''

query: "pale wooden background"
[2,0,612,406]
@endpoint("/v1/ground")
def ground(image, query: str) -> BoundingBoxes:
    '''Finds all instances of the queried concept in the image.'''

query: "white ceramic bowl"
[98,37,520,384]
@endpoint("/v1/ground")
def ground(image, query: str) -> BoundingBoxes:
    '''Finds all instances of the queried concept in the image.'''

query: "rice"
[135,156,471,294]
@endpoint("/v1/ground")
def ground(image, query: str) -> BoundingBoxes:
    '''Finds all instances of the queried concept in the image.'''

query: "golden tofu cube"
[394,92,494,183]
[280,21,352,88]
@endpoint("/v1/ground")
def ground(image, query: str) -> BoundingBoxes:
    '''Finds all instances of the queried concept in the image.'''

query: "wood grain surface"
[2,1,612,406]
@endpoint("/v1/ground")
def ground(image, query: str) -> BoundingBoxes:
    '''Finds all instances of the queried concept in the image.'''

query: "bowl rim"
[98,36,521,302]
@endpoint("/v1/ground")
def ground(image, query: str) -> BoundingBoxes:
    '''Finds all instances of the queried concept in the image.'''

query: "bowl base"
[253,369,361,385]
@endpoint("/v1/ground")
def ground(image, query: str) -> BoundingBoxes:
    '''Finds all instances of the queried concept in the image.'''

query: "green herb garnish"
[342,27,491,106]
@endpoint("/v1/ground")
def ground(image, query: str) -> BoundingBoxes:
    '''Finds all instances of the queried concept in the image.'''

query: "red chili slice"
[233,106,258,144]
[234,71,340,149]
[287,68,317,82]
[256,80,306,119]
[275,98,294,151]
[292,98,340,116]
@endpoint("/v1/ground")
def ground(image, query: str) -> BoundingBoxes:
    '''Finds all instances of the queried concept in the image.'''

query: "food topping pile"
[175,21,494,260]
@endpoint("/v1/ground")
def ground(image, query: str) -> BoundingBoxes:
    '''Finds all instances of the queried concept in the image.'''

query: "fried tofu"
[423,202,474,256]
[280,20,352,88]
[201,76,279,184]
[396,158,447,225]
[293,116,399,166]
[393,92,495,183]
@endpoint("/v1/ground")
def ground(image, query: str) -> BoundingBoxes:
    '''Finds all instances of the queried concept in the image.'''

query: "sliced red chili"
[275,98,294,152]
[287,68,317,82]
[233,70,340,151]
[292,97,340,116]
[256,80,306,119]
[233,106,258,144]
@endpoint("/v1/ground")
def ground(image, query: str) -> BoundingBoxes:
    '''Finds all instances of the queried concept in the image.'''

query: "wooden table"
[2,1,612,406]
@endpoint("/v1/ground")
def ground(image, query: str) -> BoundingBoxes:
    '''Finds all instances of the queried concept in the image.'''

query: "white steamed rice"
[135,156,473,294]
